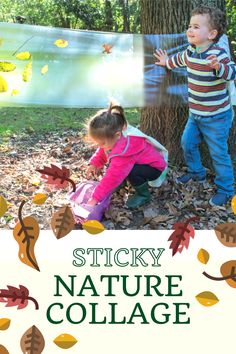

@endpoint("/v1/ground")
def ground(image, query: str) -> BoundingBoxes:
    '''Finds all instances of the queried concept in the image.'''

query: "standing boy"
[154,6,236,206]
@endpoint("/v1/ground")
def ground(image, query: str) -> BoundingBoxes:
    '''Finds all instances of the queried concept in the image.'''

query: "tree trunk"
[140,0,235,168]
[104,0,114,31]
[119,0,130,32]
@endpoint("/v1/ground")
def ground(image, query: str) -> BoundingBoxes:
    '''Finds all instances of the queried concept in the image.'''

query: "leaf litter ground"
[0,130,235,230]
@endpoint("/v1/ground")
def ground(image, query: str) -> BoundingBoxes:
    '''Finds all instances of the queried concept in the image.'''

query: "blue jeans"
[181,109,234,196]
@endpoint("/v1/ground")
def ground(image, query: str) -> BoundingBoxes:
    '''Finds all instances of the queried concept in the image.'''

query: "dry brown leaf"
[0,344,9,354]
[220,260,236,288]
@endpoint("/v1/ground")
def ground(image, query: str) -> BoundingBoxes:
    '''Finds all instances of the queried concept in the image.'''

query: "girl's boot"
[126,182,151,209]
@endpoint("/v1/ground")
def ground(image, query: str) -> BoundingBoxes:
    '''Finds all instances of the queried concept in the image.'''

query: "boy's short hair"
[191,6,226,42]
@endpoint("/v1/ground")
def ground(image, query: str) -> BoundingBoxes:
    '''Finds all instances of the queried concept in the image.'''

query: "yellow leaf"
[197,248,210,264]
[54,334,77,349]
[231,195,236,214]
[11,89,20,96]
[16,51,31,60]
[0,62,16,72]
[0,318,11,330]
[0,76,8,92]
[0,195,8,217]
[82,220,106,235]
[22,61,32,82]
[32,193,48,205]
[31,178,41,186]
[195,291,219,307]
[41,64,48,75]
[54,39,68,48]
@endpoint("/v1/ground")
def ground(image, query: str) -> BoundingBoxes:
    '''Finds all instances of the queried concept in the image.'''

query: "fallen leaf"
[16,51,31,60]
[0,195,8,217]
[195,291,219,307]
[0,62,16,72]
[231,195,236,214]
[0,318,11,330]
[11,89,20,96]
[197,248,210,264]
[54,334,77,349]
[82,220,105,234]
[54,39,68,48]
[32,193,48,205]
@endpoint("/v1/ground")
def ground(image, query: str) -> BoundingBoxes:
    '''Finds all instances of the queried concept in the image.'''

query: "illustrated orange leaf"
[82,220,105,235]
[0,318,11,330]
[32,193,48,205]
[221,260,236,288]
[197,249,210,264]
[13,201,40,271]
[0,344,9,354]
[51,205,75,239]
[54,39,68,48]
[54,333,78,349]
[20,325,45,354]
[195,291,219,307]
[0,195,8,217]
[16,51,31,60]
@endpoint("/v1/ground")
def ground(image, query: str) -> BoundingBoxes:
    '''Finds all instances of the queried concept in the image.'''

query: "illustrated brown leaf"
[0,344,9,354]
[20,325,45,354]
[51,205,75,239]
[0,285,39,310]
[36,164,75,191]
[197,248,210,264]
[214,223,236,247]
[220,260,236,288]
[13,215,40,271]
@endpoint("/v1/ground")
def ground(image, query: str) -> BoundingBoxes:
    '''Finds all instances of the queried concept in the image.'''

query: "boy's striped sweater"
[166,44,236,116]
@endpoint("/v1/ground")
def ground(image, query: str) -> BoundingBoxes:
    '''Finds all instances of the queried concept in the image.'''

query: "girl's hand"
[86,198,98,206]
[206,55,221,71]
[154,49,168,67]
[86,165,98,179]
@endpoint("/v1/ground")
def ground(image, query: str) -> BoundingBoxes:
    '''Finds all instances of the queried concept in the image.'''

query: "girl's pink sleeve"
[89,148,107,169]
[92,157,134,202]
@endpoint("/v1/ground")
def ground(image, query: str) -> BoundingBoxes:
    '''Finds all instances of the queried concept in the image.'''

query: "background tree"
[140,0,236,168]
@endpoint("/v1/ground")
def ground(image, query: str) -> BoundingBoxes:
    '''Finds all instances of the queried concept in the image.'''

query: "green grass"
[0,107,140,137]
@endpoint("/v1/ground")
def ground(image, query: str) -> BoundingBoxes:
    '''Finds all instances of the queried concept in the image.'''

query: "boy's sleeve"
[89,148,107,169]
[166,49,188,69]
[216,49,236,81]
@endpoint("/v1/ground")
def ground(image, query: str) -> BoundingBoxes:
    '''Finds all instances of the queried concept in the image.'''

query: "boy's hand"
[86,198,98,206]
[154,49,168,67]
[85,165,98,179]
[206,55,221,71]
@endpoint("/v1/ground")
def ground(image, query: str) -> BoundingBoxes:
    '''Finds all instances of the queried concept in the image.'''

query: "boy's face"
[187,14,218,46]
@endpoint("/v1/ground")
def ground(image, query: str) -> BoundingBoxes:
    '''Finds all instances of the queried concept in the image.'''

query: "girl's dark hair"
[88,102,127,139]
[191,6,226,42]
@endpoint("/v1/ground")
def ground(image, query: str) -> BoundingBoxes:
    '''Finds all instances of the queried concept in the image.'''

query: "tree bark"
[140,0,235,168]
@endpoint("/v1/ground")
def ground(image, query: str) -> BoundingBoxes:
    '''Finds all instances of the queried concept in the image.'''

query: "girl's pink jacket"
[89,135,167,202]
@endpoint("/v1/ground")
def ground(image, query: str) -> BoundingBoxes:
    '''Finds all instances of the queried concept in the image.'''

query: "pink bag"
[68,181,111,224]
